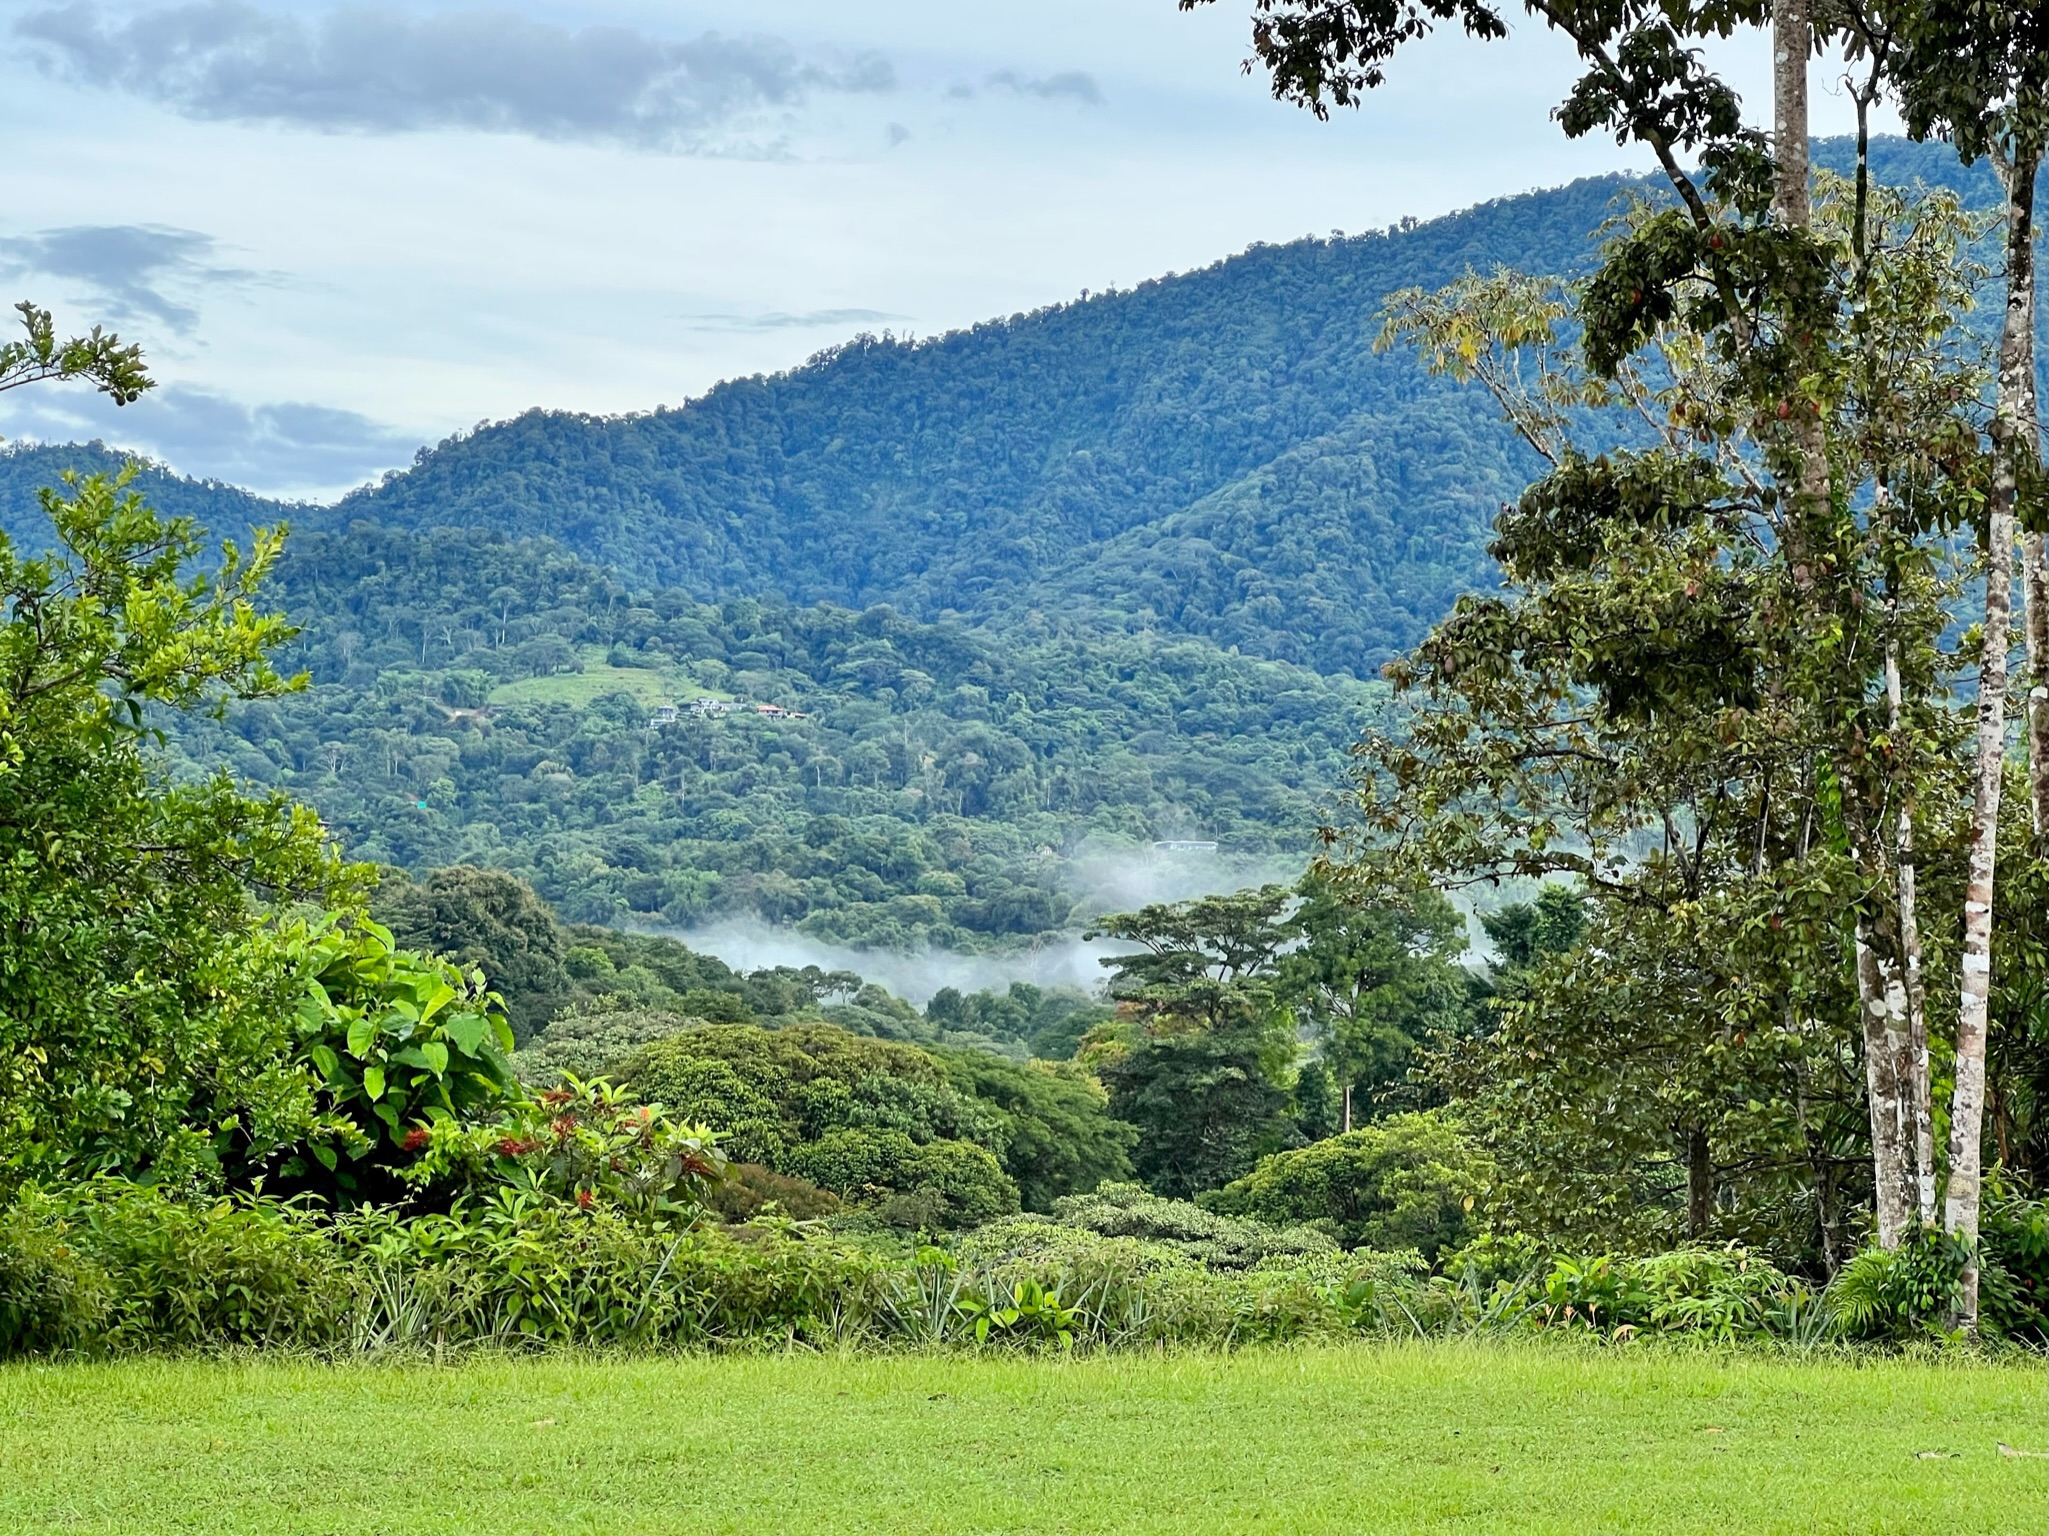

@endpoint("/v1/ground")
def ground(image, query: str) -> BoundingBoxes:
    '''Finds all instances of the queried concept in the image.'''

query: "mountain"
[1,139,1994,679]
[0,137,2001,945]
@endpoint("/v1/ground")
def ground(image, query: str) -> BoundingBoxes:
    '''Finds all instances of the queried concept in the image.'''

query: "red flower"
[575,1188,595,1210]
[400,1126,432,1153]
[496,1136,541,1157]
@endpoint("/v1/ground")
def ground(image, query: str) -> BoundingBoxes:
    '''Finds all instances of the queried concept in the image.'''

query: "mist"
[664,917,1128,1006]
[666,843,1355,1006]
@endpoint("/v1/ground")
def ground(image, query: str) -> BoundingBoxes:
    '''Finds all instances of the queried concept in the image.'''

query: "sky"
[0,0,1900,499]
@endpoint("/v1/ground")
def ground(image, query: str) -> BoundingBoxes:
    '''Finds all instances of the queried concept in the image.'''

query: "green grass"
[1,1344,2041,1534]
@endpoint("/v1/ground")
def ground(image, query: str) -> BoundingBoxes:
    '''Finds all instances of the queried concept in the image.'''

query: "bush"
[0,1210,111,1354]
[704,1163,842,1223]
[284,918,525,1200]
[1980,1192,2049,1342]
[1827,1226,1974,1341]
[786,1129,1019,1229]
[510,1002,696,1086]
[1045,1183,1336,1269]
[0,1182,346,1353]
[1202,1113,1487,1260]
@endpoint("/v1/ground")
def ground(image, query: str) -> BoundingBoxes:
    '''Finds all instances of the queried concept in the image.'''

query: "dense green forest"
[0,137,1996,947]
[151,521,1376,942]
[5,73,2049,1372]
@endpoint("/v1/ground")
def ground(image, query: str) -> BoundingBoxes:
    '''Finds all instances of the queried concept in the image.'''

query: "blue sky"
[0,1,1894,498]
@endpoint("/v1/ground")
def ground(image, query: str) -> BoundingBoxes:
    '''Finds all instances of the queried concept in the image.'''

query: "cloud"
[0,380,419,495]
[675,307,908,333]
[0,223,260,334]
[13,2,896,150]
[985,69,1102,106]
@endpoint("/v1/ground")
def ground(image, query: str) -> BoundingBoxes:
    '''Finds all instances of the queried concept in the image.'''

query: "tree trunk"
[1770,0,1811,228]
[1885,639,1935,1224]
[1946,144,2037,1332]
[1776,0,1922,1248]
[2025,528,2049,840]
[2026,198,2048,840]
[1857,923,1916,1246]
[1341,1081,1353,1135]
[1686,1126,1712,1239]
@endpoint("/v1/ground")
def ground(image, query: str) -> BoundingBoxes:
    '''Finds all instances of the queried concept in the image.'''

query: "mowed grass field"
[2,1344,2043,1534]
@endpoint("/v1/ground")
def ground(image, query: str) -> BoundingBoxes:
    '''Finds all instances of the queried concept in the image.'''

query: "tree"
[377,864,570,1041]
[1274,874,1472,1128]
[1884,0,2049,1328]
[933,1049,1137,1211]
[1204,1111,1485,1258]
[0,472,347,1188]
[1088,888,1301,1195]
[0,301,151,407]
[1335,166,1992,1269]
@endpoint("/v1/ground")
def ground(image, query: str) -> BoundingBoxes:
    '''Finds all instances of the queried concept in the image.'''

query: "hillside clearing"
[2,1344,2040,1534]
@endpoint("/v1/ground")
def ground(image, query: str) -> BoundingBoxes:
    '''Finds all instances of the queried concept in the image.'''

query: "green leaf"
[309,1044,339,1081]
[345,1017,376,1058]
[363,1065,386,1101]
[312,1144,338,1171]
[443,1014,489,1054]
[420,1040,449,1075]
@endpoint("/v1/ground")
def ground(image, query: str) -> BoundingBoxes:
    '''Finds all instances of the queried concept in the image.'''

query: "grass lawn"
[2,1343,2042,1534]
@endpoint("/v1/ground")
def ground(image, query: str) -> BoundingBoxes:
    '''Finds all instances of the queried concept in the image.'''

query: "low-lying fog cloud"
[668,845,1309,1005]
[663,918,1124,1006]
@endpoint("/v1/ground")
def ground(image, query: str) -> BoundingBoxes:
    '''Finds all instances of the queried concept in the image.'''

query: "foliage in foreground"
[5,1179,2047,1359]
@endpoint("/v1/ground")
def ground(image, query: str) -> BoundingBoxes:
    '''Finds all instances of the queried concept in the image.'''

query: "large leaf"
[363,1064,387,1101]
[443,1013,490,1055]
[415,978,459,1023]
[345,1016,376,1058]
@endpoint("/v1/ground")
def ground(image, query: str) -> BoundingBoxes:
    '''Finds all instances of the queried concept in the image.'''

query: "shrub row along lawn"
[1,1343,2041,1534]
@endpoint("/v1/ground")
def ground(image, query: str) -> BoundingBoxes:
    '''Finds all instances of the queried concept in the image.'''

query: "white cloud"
[15,2,895,150]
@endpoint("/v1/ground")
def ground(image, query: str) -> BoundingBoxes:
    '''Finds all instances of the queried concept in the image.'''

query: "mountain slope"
[2,138,1992,678]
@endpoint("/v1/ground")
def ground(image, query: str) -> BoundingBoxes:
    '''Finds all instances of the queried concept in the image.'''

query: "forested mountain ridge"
[0,139,1991,676]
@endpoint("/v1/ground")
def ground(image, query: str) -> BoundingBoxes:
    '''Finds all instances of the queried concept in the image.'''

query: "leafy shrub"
[0,1209,111,1354]
[286,918,523,1196]
[1980,1192,2049,1342]
[704,1163,841,1223]
[510,1001,696,1086]
[0,1182,346,1352]
[954,1216,1204,1278]
[1828,1226,1973,1341]
[1044,1182,1336,1269]
[786,1129,1018,1229]
[1202,1112,1486,1259]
